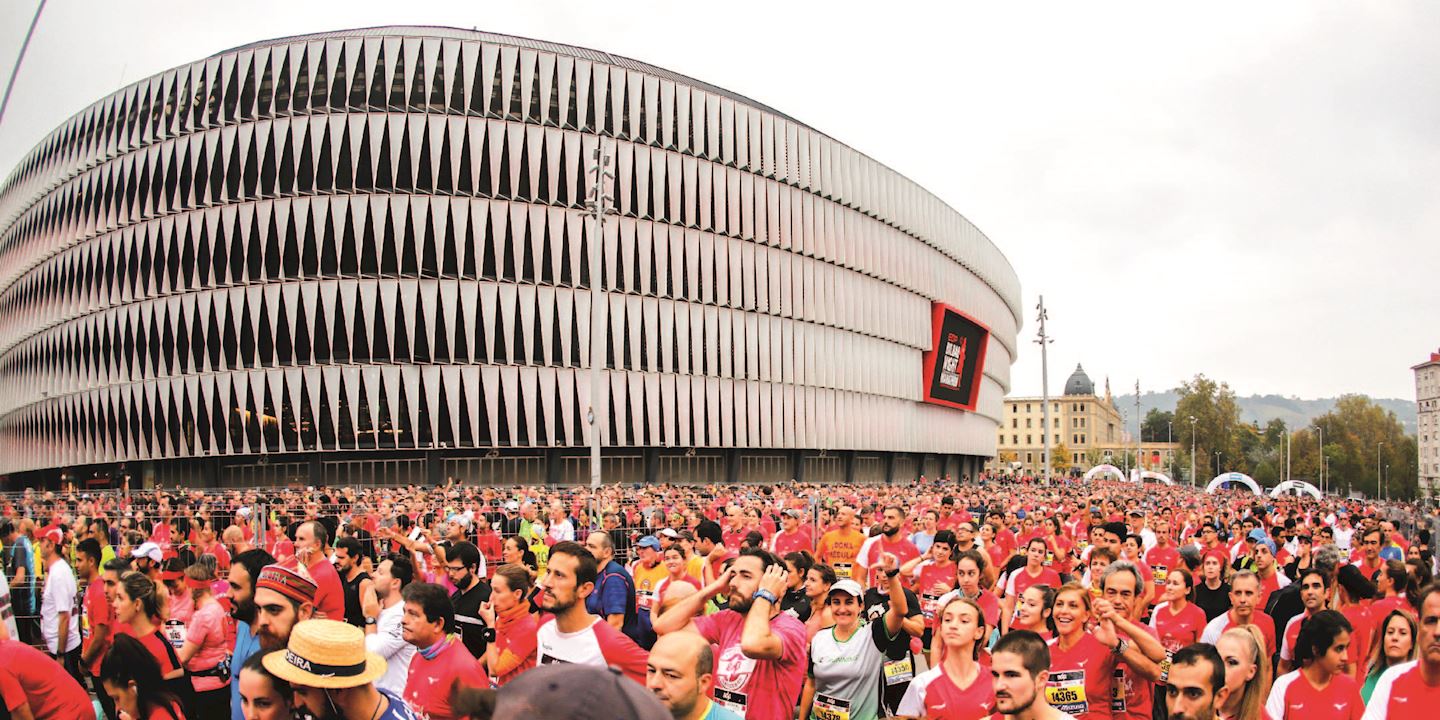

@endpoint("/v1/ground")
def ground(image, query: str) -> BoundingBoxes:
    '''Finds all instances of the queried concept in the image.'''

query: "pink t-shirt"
[184,601,232,693]
[694,609,807,720]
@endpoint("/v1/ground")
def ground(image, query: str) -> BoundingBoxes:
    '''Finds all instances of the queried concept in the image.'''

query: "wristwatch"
[752,589,779,605]
[364,616,377,626]
[884,568,901,579]
[1112,638,1129,656]
[481,627,497,643]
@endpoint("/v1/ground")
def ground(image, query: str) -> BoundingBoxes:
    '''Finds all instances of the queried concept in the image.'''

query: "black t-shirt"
[341,570,371,628]
[780,587,811,623]
[450,578,493,658]
[1193,580,1232,621]
[863,585,924,715]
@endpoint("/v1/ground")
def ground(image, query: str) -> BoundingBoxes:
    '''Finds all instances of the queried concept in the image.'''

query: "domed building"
[992,365,1179,478]
[0,27,1021,488]
[1063,364,1094,396]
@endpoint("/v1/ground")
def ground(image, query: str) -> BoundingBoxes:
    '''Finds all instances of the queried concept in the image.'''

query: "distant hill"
[1113,392,1417,436]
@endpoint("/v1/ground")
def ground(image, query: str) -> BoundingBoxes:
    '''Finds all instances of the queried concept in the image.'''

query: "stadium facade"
[0,27,1020,489]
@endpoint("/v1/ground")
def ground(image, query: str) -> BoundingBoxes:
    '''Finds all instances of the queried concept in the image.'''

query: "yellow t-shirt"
[817,528,867,579]
[630,561,670,612]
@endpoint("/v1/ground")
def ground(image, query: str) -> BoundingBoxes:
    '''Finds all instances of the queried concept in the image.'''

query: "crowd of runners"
[0,474,1438,720]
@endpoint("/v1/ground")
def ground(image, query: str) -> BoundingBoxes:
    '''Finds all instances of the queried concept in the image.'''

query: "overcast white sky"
[1,1,1435,401]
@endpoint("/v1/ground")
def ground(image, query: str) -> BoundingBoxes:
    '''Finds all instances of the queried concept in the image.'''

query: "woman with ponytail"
[897,595,994,719]
[175,562,232,718]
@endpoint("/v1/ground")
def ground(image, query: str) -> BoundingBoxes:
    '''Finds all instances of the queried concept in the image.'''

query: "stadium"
[0,27,1020,488]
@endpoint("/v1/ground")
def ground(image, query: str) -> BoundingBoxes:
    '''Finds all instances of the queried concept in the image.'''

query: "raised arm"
[654,568,730,636]
[740,564,788,660]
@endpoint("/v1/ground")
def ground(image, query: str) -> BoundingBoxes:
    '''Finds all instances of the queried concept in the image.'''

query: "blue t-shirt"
[377,688,417,720]
[4,536,34,604]
[701,698,744,720]
[231,620,261,720]
[585,560,642,643]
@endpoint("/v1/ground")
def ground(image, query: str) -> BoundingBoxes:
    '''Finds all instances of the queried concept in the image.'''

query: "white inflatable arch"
[1206,472,1261,495]
[1084,464,1126,482]
[1270,480,1322,499]
[1140,470,1175,486]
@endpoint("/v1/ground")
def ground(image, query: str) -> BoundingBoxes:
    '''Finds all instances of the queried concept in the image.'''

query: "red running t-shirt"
[535,616,648,684]
[1264,669,1363,720]
[1362,660,1437,720]
[404,639,487,720]
[1144,546,1181,590]
[1004,566,1062,599]
[1149,602,1207,653]
[1046,633,1118,720]
[0,639,96,720]
[82,575,115,676]
[897,664,996,720]
[694,608,808,720]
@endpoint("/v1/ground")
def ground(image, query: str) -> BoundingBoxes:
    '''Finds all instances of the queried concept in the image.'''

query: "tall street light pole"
[1134,380,1142,481]
[1189,415,1197,487]
[585,145,615,490]
[1215,451,1222,478]
[0,0,46,130]
[1377,441,1385,501]
[1167,421,1173,481]
[1312,424,1324,496]
[1035,297,1053,484]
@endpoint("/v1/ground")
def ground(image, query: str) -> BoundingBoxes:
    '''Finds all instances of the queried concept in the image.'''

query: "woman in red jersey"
[904,530,959,654]
[1009,584,1054,640]
[113,572,185,683]
[1218,625,1273,720]
[1045,583,1127,720]
[478,564,538,687]
[1044,516,1075,577]
[896,596,995,720]
[1264,610,1363,720]
[1360,609,1416,703]
[101,634,187,720]
[954,549,1002,632]
[1150,568,1207,653]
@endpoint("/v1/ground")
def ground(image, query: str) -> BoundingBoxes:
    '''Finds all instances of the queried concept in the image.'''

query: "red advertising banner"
[921,303,990,411]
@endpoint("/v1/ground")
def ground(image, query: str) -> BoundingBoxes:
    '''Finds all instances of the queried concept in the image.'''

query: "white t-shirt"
[1333,526,1354,552]
[0,572,17,640]
[41,558,80,653]
[365,600,415,696]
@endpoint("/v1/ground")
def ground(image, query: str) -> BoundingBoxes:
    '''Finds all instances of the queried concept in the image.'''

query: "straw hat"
[262,619,387,689]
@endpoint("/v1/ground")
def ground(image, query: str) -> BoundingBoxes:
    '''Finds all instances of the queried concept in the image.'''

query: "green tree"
[1051,442,1071,475]
[1174,374,1244,479]
[1303,395,1419,499]
[1085,447,1107,468]
[1141,409,1176,442]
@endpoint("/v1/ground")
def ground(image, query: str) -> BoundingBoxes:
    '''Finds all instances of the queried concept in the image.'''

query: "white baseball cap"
[131,541,163,563]
[828,579,864,598]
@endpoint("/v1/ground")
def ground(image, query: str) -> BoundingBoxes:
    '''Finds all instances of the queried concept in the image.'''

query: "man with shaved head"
[646,632,741,720]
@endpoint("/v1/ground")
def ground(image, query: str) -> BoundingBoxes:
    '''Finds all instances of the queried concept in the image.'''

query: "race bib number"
[813,692,852,720]
[163,620,187,650]
[1153,565,1168,585]
[637,590,656,610]
[1046,670,1088,715]
[834,563,853,579]
[1111,668,1127,712]
[714,688,748,714]
[883,657,915,686]
[1045,551,1055,566]
[921,593,941,621]
[539,653,572,665]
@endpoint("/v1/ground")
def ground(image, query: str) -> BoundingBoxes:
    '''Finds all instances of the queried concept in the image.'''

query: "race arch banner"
[1206,472,1261,495]
[1270,480,1322,499]
[920,303,990,411]
[1084,464,1126,482]
[1140,470,1175,486]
